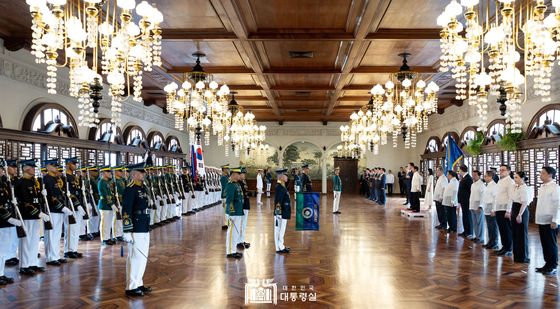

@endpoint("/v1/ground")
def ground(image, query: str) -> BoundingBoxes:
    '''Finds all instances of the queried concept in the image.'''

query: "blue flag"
[445,133,463,174]
[295,192,320,231]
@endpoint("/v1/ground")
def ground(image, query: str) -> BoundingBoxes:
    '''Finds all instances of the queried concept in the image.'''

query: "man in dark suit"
[398,167,406,196]
[458,165,473,238]
[404,163,414,206]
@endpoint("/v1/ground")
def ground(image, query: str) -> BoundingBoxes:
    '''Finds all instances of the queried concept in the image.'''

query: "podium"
[295,192,320,231]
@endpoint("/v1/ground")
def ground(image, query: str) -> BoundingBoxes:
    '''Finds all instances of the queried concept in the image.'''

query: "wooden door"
[333,157,358,194]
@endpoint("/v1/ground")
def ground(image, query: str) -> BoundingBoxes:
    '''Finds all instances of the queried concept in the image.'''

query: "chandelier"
[437,0,559,133]
[26,0,163,127]
[223,93,267,157]
[340,53,439,154]
[163,52,230,145]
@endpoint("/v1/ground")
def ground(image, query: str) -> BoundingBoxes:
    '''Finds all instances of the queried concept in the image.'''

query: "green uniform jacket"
[220,175,229,198]
[97,178,115,210]
[333,175,342,192]
[225,181,244,216]
[115,177,126,204]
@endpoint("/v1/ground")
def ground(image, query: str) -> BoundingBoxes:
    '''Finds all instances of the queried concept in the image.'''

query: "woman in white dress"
[423,168,434,210]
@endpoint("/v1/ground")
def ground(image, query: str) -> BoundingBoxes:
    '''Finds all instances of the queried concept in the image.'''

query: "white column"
[321,156,327,194]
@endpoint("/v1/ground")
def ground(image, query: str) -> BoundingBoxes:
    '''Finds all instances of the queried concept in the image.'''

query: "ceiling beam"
[351,66,437,74]
[365,28,441,40]
[166,66,254,74]
[270,85,336,91]
[247,31,355,41]
[160,28,238,41]
[166,65,435,74]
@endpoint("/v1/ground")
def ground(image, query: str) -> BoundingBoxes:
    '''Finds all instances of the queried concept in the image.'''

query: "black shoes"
[226,253,243,259]
[221,225,228,230]
[125,288,144,297]
[46,260,61,266]
[29,266,45,272]
[19,267,35,276]
[333,211,341,214]
[276,249,290,254]
[496,250,512,257]
[138,286,152,293]
[542,269,558,276]
[0,275,14,285]
[116,237,124,242]
[237,242,251,250]
[103,239,116,245]
[5,258,19,266]
[58,258,67,264]
[64,252,83,259]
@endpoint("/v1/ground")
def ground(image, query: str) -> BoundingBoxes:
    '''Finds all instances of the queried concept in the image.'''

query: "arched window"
[88,119,123,144]
[147,131,166,151]
[528,104,560,139]
[424,137,440,153]
[166,135,182,153]
[23,103,78,137]
[123,125,147,147]
[462,129,476,143]
[487,121,505,137]
[441,132,460,150]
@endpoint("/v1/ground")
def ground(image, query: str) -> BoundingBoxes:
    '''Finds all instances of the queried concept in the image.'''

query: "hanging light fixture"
[222,93,266,157]
[163,51,230,145]
[26,0,163,127]
[437,0,559,133]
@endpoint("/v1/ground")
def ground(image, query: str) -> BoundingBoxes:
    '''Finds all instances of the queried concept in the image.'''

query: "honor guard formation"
[0,157,223,294]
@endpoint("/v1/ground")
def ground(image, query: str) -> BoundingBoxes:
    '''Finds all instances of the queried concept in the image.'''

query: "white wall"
[0,40,190,151]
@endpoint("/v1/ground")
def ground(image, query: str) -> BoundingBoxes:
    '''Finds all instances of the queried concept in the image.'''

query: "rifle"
[77,161,91,220]
[110,170,123,221]
[61,162,77,225]
[85,168,99,217]
[202,174,209,195]
[174,171,185,199]
[145,173,158,210]
[38,176,53,230]
[159,169,174,204]
[5,161,27,238]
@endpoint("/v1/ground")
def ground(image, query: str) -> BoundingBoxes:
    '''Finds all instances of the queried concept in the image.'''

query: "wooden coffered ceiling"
[0,0,462,122]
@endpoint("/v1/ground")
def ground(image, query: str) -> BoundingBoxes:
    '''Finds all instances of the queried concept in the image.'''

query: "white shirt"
[535,181,560,225]
[512,183,532,206]
[482,181,497,215]
[411,172,422,193]
[425,175,434,193]
[256,173,263,189]
[442,178,459,207]
[433,175,448,202]
[386,174,395,184]
[494,176,514,212]
[469,179,486,210]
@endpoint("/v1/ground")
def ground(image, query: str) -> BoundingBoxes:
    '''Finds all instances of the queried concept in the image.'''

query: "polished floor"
[1,194,559,308]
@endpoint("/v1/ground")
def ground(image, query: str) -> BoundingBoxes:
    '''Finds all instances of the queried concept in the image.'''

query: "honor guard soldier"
[238,167,251,250]
[194,171,204,212]
[332,167,342,214]
[98,165,117,245]
[220,164,230,230]
[84,166,101,238]
[274,169,291,254]
[148,167,162,225]
[142,166,156,227]
[181,165,195,215]
[301,164,313,192]
[63,157,85,259]
[42,159,68,265]
[4,160,19,266]
[225,167,244,259]
[0,160,21,285]
[15,159,48,275]
[122,162,152,297]
[113,166,126,242]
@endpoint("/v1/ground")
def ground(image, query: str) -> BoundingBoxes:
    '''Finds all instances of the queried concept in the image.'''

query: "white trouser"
[44,213,63,262]
[226,216,243,254]
[19,219,40,268]
[240,209,249,243]
[155,198,163,222]
[274,215,287,251]
[64,212,80,253]
[100,210,114,241]
[149,208,155,225]
[333,191,341,213]
[266,183,271,197]
[257,188,263,205]
[126,232,150,291]
[113,211,123,238]
[222,198,228,225]
[89,211,100,234]
[162,203,169,220]
[9,226,18,259]
[0,227,11,276]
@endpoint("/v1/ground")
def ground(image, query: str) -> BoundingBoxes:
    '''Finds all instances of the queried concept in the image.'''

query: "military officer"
[98,166,117,245]
[220,164,230,230]
[0,160,21,285]
[181,165,195,215]
[85,166,101,238]
[4,160,19,266]
[113,166,126,242]
[14,159,48,275]
[301,164,312,192]
[274,169,291,254]
[122,162,152,297]
[225,167,244,259]
[332,167,342,214]
[238,167,251,250]
[42,159,69,264]
[142,166,156,227]
[148,167,162,226]
[63,157,85,258]
[194,171,205,212]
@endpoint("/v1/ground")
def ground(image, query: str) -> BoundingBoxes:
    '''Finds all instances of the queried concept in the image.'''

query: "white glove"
[123,232,133,243]
[111,204,119,212]
[62,207,73,215]
[41,189,48,196]
[149,199,154,207]
[78,206,86,217]
[168,194,173,200]
[7,218,22,227]
[39,212,50,222]
[11,198,17,206]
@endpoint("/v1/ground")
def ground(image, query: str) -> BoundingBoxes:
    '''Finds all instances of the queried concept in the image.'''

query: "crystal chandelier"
[437,0,559,133]
[26,0,163,127]
[223,94,267,157]
[163,52,230,145]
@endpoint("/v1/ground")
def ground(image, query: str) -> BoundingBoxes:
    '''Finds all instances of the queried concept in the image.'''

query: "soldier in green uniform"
[225,167,244,259]
[238,167,251,250]
[333,167,342,214]
[274,168,291,254]
[82,166,100,238]
[122,162,152,297]
[220,164,230,230]
[301,164,313,192]
[113,166,127,242]
[142,166,156,228]
[98,166,116,245]
[181,165,195,215]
